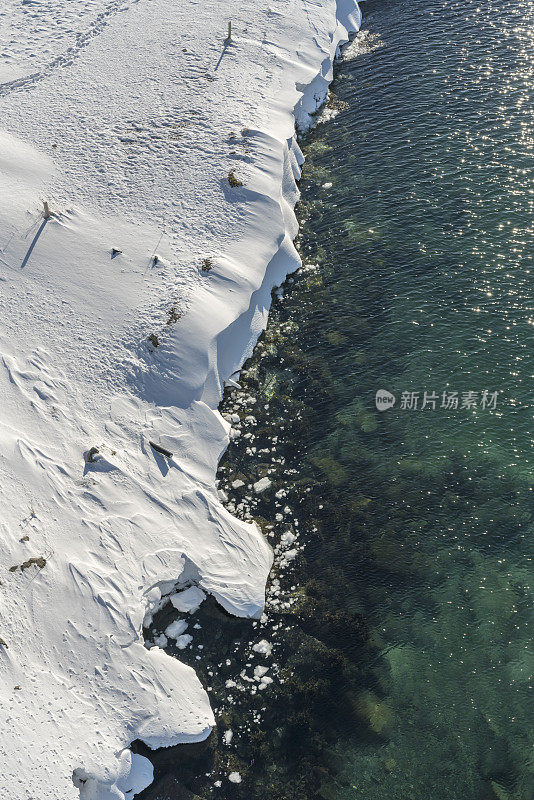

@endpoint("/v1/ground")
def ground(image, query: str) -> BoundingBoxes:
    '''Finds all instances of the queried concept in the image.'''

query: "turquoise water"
[289,1,534,796]
[141,1,533,798]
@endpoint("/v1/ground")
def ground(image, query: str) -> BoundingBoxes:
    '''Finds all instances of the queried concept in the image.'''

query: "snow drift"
[0,0,361,796]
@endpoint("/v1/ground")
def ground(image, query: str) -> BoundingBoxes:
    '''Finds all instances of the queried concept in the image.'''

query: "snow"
[0,0,360,797]
[75,749,154,800]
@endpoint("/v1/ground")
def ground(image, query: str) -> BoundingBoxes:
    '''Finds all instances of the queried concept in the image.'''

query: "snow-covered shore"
[0,0,360,797]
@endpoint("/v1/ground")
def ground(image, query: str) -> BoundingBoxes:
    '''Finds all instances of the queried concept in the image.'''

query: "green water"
[293,0,533,794]
[229,0,532,795]
[287,0,534,795]
[141,1,533,798]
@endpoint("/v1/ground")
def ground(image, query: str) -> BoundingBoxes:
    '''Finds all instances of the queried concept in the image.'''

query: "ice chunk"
[170,586,206,614]
[253,477,272,494]
[280,530,296,547]
[252,639,272,656]
[153,633,168,648]
[254,665,268,680]
[165,619,188,639]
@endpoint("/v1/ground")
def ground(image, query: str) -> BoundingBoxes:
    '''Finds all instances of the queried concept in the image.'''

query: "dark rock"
[478,734,516,788]
[86,447,100,463]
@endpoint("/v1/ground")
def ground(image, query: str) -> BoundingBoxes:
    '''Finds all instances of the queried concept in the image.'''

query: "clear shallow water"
[290,0,533,796]
[292,0,533,795]
[140,1,533,798]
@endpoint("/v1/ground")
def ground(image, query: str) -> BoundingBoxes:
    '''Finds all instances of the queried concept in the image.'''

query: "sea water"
[143,1,533,797]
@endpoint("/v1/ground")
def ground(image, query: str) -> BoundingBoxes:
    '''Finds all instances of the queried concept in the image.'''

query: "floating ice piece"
[232,479,245,488]
[165,619,188,639]
[254,665,269,680]
[222,729,233,745]
[153,633,168,648]
[280,530,296,547]
[170,586,206,614]
[252,639,272,656]
[229,772,242,784]
[176,634,193,649]
[280,548,298,565]
[253,477,272,494]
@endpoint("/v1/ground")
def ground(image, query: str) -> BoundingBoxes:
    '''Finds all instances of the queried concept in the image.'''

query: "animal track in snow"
[0,0,141,94]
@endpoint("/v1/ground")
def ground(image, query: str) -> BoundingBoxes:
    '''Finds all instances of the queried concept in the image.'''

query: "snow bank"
[0,0,360,797]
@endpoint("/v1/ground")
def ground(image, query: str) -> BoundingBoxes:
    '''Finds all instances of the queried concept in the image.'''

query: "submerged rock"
[309,454,348,486]
[355,691,394,738]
